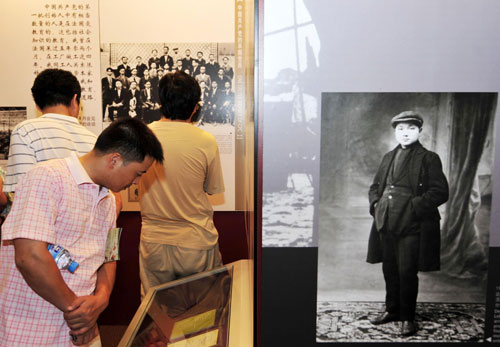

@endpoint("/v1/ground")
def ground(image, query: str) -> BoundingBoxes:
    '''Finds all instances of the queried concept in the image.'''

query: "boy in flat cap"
[366,111,449,336]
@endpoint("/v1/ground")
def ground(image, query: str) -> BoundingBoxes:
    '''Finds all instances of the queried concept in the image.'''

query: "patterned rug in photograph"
[317,301,485,343]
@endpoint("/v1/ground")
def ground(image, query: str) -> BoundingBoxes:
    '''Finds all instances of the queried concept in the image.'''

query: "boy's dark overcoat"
[367,141,449,272]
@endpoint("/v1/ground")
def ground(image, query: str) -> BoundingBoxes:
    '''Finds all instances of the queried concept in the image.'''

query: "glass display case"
[118,259,252,347]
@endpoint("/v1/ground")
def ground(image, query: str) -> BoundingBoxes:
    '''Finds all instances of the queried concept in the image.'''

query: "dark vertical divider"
[261,247,318,346]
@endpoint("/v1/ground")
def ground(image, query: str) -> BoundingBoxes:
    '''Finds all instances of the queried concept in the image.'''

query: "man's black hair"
[94,118,164,164]
[31,69,81,110]
[158,71,201,121]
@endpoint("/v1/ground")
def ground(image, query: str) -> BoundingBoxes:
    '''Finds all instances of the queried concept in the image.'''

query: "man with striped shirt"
[3,69,122,213]
[3,69,96,193]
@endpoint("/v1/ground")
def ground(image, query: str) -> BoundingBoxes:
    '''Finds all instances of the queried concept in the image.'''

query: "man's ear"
[188,103,201,122]
[107,153,123,169]
[34,105,43,117]
[70,94,80,117]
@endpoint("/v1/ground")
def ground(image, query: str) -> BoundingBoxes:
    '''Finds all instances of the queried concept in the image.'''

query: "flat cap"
[391,111,423,128]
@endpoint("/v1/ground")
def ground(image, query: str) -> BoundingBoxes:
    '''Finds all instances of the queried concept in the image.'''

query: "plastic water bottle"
[47,244,79,273]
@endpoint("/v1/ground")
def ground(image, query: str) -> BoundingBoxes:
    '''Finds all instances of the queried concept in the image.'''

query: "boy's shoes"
[401,320,418,336]
[369,311,399,325]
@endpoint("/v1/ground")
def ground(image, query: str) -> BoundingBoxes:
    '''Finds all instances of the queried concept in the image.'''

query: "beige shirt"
[139,121,225,249]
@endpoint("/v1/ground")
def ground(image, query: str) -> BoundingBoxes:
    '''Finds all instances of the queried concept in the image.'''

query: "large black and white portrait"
[316,92,497,342]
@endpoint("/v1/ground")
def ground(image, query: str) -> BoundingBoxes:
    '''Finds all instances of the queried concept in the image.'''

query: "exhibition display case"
[118,260,252,347]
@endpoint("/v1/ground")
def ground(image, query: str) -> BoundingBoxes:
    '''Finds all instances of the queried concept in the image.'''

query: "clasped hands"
[64,294,108,346]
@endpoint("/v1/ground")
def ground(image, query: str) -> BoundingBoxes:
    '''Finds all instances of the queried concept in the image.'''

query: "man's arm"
[13,238,77,312]
[368,153,392,216]
[64,261,116,335]
[204,145,225,195]
[13,239,98,346]
[412,152,449,217]
[3,126,37,193]
[0,175,9,208]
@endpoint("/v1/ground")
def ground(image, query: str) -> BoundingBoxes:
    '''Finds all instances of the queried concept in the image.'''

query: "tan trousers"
[139,242,222,297]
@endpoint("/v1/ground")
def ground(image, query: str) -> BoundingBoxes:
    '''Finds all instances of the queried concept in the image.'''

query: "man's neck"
[400,141,418,150]
[41,105,75,118]
[160,117,192,123]
[78,152,101,187]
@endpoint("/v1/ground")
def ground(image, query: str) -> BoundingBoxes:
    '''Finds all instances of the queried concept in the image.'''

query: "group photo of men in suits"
[101,44,235,126]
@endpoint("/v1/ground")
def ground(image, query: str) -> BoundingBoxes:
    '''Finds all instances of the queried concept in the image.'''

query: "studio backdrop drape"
[441,93,498,278]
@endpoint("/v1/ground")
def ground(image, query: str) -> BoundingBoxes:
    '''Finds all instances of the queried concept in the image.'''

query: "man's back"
[139,121,224,249]
[3,113,96,192]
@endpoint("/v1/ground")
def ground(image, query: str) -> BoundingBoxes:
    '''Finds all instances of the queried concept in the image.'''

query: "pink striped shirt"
[0,152,116,346]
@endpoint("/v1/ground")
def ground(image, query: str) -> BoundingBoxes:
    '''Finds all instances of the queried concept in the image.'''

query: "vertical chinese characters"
[31,2,96,127]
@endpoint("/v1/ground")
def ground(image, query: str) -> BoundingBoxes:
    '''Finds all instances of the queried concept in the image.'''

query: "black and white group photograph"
[100,42,235,129]
[100,42,236,207]
[316,92,498,343]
